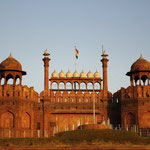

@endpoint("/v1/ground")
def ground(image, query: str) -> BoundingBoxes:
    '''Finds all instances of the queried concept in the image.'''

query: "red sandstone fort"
[0,50,149,138]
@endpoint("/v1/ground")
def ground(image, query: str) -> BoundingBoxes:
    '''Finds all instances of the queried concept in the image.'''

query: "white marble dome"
[52,70,58,77]
[66,70,72,78]
[87,70,93,78]
[73,71,79,77]
[80,70,86,78]
[59,70,65,77]
[94,70,100,78]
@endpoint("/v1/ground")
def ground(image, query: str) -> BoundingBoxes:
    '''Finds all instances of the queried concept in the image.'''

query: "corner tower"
[101,51,109,99]
[43,49,50,97]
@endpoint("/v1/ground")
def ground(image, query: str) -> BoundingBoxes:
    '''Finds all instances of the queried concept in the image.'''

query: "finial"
[101,50,108,58]
[139,54,144,60]
[9,53,13,58]
[43,49,50,57]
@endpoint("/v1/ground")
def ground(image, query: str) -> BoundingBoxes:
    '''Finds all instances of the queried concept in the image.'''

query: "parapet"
[0,84,38,102]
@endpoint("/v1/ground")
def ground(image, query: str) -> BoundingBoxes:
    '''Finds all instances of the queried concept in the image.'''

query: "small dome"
[131,55,150,72]
[66,70,72,78]
[52,70,58,77]
[94,70,100,78]
[73,71,79,77]
[87,70,93,78]
[59,70,65,77]
[0,54,22,71]
[80,70,86,78]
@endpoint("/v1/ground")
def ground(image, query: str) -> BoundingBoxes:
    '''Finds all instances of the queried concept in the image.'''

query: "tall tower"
[43,49,50,97]
[101,51,109,99]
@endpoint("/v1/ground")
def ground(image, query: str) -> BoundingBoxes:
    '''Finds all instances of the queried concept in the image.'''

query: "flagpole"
[102,45,104,54]
[75,56,77,72]
[93,78,96,124]
[74,46,77,72]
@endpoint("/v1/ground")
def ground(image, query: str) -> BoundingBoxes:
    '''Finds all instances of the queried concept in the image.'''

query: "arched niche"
[22,112,31,129]
[55,91,61,103]
[77,91,83,103]
[91,92,97,103]
[80,82,86,90]
[84,91,90,103]
[70,91,76,103]
[62,91,68,103]
[126,112,136,130]
[1,111,15,128]
[66,82,72,89]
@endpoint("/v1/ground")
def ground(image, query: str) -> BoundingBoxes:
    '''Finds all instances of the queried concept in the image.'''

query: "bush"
[0,129,149,147]
[55,129,142,145]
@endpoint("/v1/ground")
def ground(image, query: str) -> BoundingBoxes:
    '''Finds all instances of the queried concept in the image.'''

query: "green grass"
[1,129,150,147]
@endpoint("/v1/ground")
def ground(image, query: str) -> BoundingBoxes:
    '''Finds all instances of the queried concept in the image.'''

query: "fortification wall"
[0,85,38,102]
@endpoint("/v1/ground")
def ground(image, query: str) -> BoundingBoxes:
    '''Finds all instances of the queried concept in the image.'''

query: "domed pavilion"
[126,55,150,86]
[0,54,26,85]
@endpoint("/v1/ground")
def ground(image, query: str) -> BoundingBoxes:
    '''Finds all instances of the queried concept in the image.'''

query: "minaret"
[43,49,50,97]
[101,51,109,99]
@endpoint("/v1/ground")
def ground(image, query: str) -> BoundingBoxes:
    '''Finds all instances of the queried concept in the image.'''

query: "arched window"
[59,82,65,89]
[6,74,13,85]
[1,77,4,85]
[80,82,86,89]
[73,82,79,90]
[52,82,58,89]
[87,82,93,89]
[134,76,139,86]
[66,82,72,89]
[141,75,148,85]
[94,82,100,90]
[15,75,20,85]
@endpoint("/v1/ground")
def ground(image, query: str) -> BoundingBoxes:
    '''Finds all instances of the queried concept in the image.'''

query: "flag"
[75,48,79,59]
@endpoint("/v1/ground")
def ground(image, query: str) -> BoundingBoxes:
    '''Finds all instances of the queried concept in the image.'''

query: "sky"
[0,0,150,93]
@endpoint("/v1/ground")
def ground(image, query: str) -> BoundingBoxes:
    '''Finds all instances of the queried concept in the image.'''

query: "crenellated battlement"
[0,84,38,102]
[40,90,104,104]
[113,85,150,101]
[121,85,150,100]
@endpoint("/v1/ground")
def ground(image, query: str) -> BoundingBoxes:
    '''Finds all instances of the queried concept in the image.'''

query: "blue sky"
[0,0,150,93]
